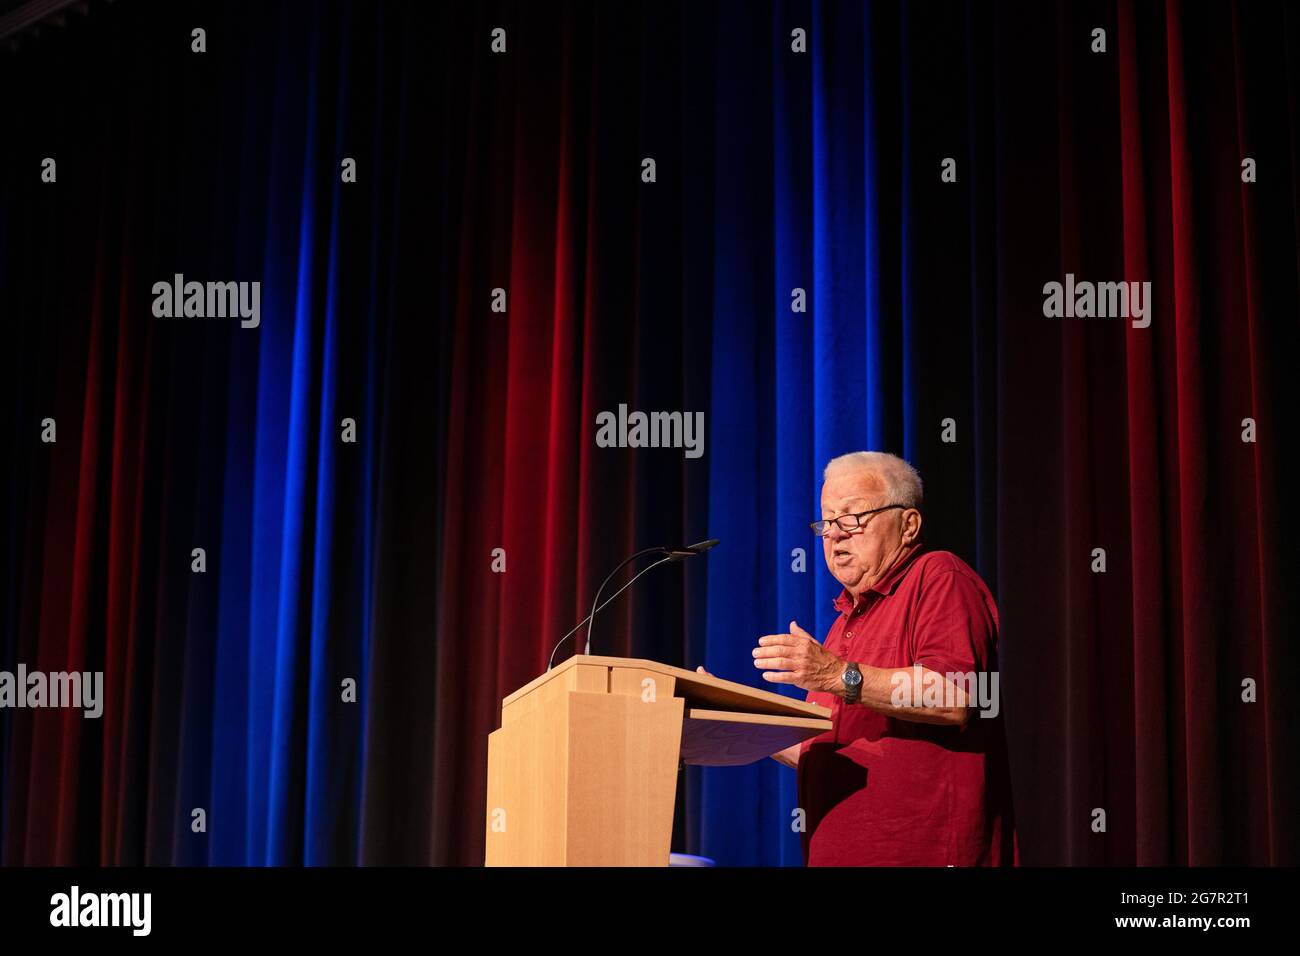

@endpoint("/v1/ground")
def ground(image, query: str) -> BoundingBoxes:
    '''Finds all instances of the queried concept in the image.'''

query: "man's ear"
[902,508,922,544]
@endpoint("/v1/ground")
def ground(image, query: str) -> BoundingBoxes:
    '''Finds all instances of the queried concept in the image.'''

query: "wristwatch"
[841,662,863,704]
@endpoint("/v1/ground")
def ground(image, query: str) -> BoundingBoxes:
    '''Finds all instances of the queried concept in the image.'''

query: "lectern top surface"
[506,654,832,720]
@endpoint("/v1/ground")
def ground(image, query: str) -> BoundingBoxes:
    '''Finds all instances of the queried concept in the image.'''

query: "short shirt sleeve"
[909,568,996,678]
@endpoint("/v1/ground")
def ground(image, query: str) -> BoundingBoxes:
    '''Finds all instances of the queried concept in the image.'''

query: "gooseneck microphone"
[545,538,719,671]
[546,555,671,671]
[583,538,719,656]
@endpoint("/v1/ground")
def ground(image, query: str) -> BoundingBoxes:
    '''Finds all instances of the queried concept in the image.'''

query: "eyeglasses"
[810,504,906,537]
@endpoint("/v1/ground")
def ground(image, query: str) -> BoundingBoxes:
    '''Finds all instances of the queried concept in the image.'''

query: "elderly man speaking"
[758,451,1017,866]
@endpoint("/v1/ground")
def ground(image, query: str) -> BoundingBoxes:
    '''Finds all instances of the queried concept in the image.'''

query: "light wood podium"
[484,654,832,866]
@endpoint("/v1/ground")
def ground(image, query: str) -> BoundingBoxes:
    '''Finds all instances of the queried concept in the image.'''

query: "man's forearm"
[849,664,970,726]
[771,743,801,769]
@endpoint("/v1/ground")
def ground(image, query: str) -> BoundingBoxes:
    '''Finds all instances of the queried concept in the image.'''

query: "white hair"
[822,451,923,509]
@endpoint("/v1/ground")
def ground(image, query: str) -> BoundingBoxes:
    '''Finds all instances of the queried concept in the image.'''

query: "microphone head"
[663,538,720,561]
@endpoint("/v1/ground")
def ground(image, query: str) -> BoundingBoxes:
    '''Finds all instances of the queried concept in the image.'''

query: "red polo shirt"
[798,544,1018,866]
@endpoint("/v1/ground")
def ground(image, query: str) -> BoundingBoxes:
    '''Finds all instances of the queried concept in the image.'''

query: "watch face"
[843,668,862,686]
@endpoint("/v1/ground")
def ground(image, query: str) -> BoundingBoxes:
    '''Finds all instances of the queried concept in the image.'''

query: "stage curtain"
[1,0,1295,866]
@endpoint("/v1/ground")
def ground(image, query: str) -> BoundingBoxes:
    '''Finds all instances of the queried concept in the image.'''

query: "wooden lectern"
[484,654,832,866]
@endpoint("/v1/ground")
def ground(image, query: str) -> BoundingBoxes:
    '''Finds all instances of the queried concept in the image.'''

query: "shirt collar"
[832,543,926,614]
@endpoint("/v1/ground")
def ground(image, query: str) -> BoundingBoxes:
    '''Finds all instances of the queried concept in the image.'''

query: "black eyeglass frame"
[809,503,908,537]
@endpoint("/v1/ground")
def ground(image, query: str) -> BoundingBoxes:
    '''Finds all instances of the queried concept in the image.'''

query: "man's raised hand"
[752,620,843,694]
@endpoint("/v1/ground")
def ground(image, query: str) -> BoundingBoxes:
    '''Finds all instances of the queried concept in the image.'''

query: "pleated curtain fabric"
[0,0,1295,866]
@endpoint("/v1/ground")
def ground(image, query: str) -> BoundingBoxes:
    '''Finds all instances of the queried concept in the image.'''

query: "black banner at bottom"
[0,865,1284,942]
